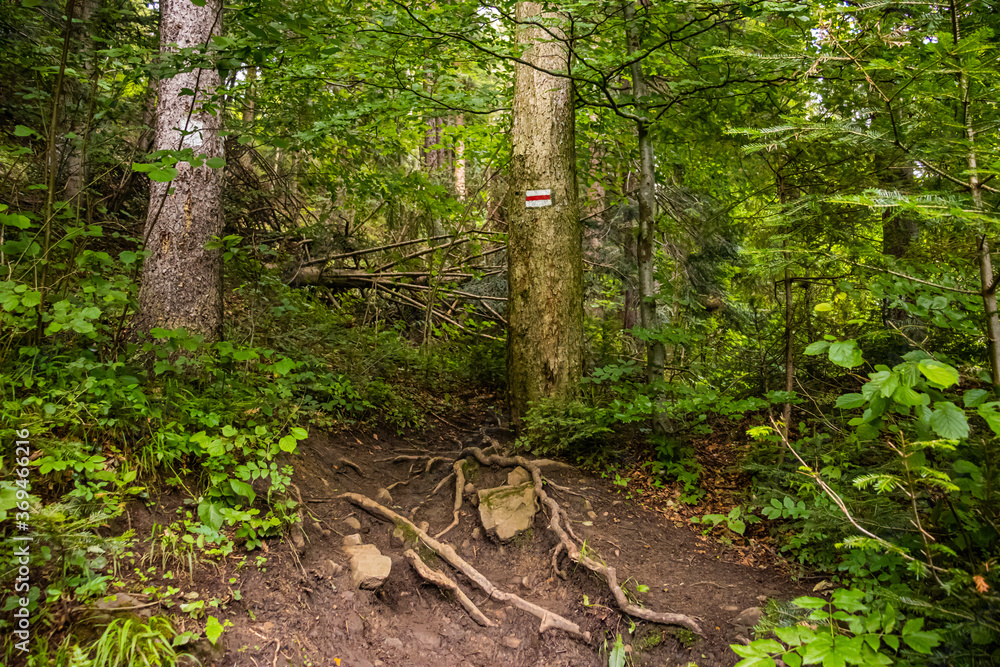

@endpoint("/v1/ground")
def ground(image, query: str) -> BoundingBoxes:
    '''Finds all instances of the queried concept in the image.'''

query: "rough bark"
[136,0,224,341]
[950,0,999,385]
[506,2,584,427]
[62,0,99,204]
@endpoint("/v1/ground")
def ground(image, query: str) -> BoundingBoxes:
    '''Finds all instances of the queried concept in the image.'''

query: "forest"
[0,0,998,665]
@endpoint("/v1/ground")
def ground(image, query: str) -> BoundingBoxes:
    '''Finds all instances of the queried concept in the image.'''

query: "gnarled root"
[460,445,704,636]
[340,492,590,641]
[403,549,493,627]
[435,459,467,539]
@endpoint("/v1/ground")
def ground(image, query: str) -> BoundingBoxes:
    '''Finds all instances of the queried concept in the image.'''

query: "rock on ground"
[478,481,538,541]
[343,543,392,589]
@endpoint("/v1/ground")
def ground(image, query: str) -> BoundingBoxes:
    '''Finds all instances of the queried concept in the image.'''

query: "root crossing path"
[159,417,806,667]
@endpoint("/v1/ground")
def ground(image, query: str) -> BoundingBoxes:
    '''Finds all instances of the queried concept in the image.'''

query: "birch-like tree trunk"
[137,0,224,341]
[506,2,583,426]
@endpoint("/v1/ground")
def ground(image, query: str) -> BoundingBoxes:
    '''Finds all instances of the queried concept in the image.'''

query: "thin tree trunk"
[454,114,466,200]
[783,262,793,441]
[624,2,665,388]
[950,0,1000,385]
[63,0,99,204]
[506,2,583,427]
[136,0,224,341]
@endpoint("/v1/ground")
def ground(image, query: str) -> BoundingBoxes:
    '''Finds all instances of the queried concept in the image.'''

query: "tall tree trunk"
[949,0,1000,385]
[62,0,99,204]
[454,114,466,200]
[624,2,665,386]
[880,164,920,329]
[137,0,224,341]
[506,2,583,427]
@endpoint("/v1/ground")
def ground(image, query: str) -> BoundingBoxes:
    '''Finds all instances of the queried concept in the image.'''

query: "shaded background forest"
[1,0,999,665]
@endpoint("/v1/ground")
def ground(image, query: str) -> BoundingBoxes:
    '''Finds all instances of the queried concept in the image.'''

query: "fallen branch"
[340,492,590,641]
[403,549,494,627]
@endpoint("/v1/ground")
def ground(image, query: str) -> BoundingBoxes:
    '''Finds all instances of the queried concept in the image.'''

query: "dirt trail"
[135,409,805,667]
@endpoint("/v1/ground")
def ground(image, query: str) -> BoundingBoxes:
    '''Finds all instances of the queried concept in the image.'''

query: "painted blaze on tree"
[506,2,584,427]
[137,0,224,342]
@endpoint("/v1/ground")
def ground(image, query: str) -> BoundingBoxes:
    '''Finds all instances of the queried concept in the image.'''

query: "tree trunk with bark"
[625,2,668,432]
[136,0,224,341]
[506,2,583,427]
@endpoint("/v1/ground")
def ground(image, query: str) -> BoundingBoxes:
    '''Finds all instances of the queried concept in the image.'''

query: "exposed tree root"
[385,456,454,492]
[460,445,704,636]
[403,549,494,627]
[435,458,468,539]
[336,457,364,476]
[339,492,590,641]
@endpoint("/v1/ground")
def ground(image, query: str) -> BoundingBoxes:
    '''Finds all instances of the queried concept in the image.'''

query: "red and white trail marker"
[525,189,552,208]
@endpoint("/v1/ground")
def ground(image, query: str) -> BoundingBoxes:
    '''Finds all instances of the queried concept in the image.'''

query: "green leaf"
[918,359,959,387]
[977,402,1000,436]
[829,340,863,368]
[271,357,295,375]
[963,389,990,407]
[804,341,830,355]
[609,634,626,667]
[814,302,833,312]
[892,386,927,406]
[278,435,297,453]
[13,125,34,137]
[148,167,178,182]
[835,394,866,409]
[204,616,224,645]
[929,402,969,440]
[19,290,41,308]
[119,251,138,265]
[206,156,226,168]
[792,596,828,609]
[902,631,941,654]
[229,479,256,503]
[198,500,224,531]
[290,427,308,440]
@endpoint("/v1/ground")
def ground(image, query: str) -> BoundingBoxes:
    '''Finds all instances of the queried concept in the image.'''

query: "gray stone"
[342,533,362,547]
[464,482,476,495]
[383,637,403,651]
[733,606,763,630]
[319,559,343,578]
[478,482,537,541]
[507,466,531,487]
[586,511,597,520]
[501,635,521,650]
[344,517,362,531]
[413,629,441,649]
[376,488,393,505]
[343,544,392,589]
[471,527,482,540]
[346,612,365,636]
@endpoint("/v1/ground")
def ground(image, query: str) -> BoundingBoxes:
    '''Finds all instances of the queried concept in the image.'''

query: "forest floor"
[120,391,807,667]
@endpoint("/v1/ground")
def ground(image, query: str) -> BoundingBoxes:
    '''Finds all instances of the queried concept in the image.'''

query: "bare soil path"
[130,405,805,667]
